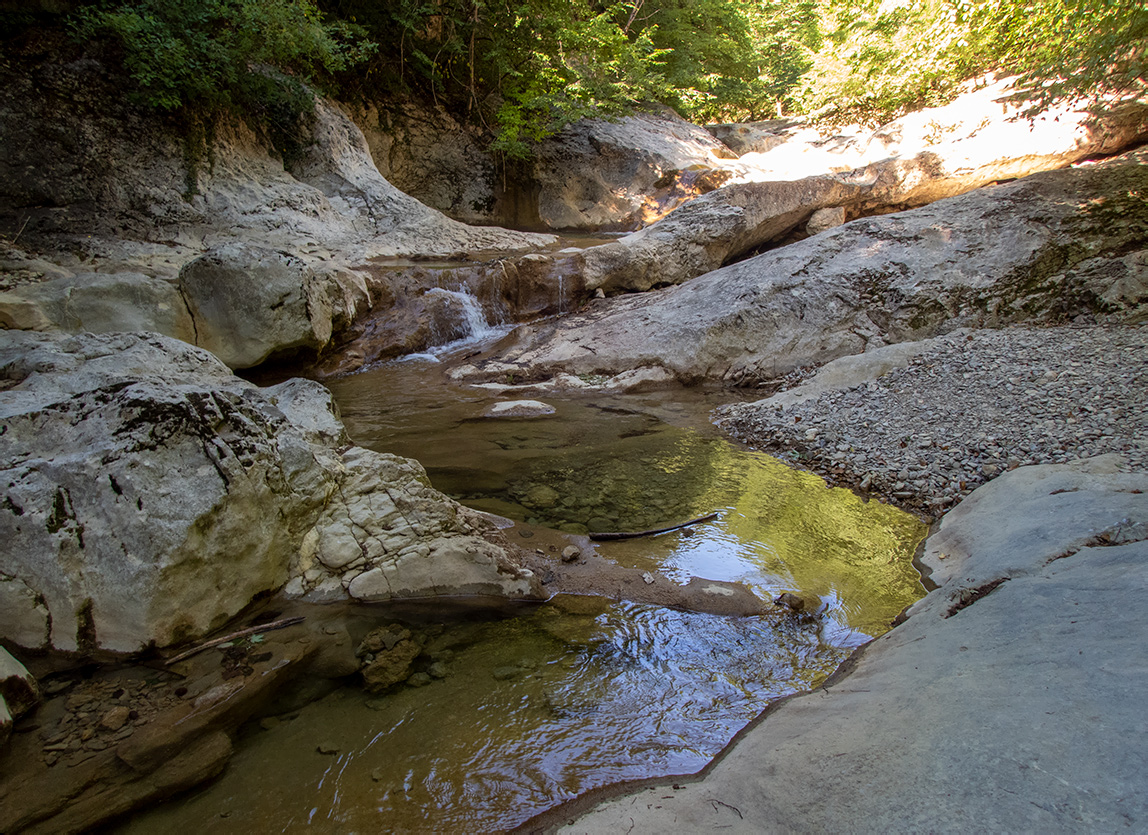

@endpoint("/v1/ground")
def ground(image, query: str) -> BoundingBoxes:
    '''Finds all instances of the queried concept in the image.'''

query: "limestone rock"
[458,149,1148,387]
[177,243,335,369]
[352,99,499,226]
[0,46,552,297]
[806,206,846,236]
[0,647,39,748]
[0,272,196,341]
[0,574,50,649]
[571,83,1147,294]
[484,400,556,418]
[356,102,743,231]
[525,107,740,231]
[705,119,798,156]
[0,331,542,652]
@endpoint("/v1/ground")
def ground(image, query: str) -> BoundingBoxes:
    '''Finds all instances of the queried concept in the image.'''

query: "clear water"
[123,356,926,833]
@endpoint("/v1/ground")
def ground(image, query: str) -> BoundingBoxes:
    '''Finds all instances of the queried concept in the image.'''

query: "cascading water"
[418,286,512,361]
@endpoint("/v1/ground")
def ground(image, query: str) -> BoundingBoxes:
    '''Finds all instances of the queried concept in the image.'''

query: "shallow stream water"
[124,353,927,833]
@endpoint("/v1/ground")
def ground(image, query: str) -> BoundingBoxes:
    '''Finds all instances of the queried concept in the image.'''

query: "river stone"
[484,400,556,418]
[806,206,846,236]
[0,331,542,652]
[361,638,421,694]
[557,457,1148,832]
[458,148,1148,387]
[521,485,560,509]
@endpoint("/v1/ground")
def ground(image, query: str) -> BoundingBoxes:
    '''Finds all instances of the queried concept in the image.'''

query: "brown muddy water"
[122,354,926,833]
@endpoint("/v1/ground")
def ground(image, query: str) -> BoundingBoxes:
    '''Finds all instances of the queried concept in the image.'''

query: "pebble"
[717,326,1147,516]
[99,706,131,732]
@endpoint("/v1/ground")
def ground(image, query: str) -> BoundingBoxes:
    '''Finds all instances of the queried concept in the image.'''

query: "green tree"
[73,0,374,113]
[804,0,1147,123]
[611,0,822,122]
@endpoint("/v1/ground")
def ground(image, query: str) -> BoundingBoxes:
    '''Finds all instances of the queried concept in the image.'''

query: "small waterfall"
[423,286,510,357]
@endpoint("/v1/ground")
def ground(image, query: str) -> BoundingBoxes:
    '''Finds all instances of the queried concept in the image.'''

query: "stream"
[123,325,927,832]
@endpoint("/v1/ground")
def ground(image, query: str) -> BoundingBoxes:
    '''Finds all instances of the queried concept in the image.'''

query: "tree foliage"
[5,0,1139,156]
[318,0,820,155]
[804,0,1147,122]
[72,0,375,113]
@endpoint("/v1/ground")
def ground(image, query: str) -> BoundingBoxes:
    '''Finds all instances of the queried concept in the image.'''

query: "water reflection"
[122,358,925,832]
[124,598,845,833]
[329,359,926,637]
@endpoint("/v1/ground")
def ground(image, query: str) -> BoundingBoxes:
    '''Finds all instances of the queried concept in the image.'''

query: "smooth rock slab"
[551,457,1148,832]
[484,400,556,418]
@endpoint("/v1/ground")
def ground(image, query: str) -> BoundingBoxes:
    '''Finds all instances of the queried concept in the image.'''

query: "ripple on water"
[124,600,850,832]
[121,359,927,832]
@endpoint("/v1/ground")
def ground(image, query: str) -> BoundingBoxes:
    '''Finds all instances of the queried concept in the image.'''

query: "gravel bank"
[715,325,1147,517]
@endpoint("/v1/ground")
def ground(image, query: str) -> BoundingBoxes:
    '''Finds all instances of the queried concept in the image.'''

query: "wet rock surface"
[717,325,1148,516]
[0,611,364,832]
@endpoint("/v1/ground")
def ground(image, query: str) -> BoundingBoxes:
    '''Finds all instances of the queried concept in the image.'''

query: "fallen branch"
[589,512,719,542]
[164,615,306,666]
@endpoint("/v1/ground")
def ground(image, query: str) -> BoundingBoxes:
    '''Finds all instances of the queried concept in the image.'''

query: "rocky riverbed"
[716,324,1147,517]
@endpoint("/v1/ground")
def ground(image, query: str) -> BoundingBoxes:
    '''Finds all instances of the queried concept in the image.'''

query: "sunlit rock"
[457,148,1148,387]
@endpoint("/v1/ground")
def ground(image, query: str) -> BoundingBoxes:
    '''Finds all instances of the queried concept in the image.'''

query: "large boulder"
[454,149,1148,387]
[0,271,196,341]
[0,331,541,653]
[524,107,740,231]
[177,244,341,369]
[0,245,372,371]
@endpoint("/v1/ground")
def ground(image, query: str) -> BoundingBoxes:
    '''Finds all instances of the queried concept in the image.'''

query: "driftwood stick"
[164,615,306,666]
[589,512,720,542]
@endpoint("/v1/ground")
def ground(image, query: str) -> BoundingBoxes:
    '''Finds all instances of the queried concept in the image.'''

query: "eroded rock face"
[0,42,553,369]
[525,107,740,231]
[456,149,1148,387]
[574,84,1148,294]
[0,332,541,652]
[353,100,500,226]
[354,102,743,231]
